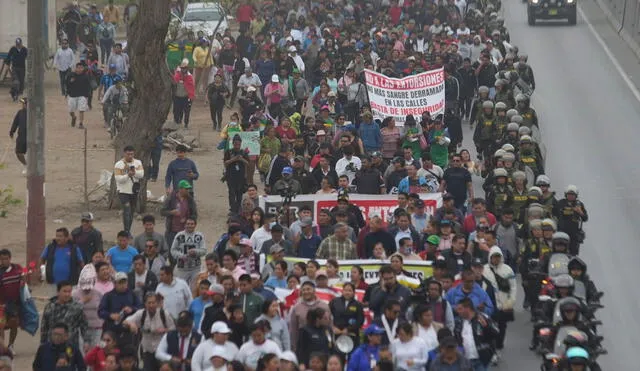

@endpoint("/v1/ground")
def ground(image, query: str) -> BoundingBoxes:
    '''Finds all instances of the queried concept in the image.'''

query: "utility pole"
[26,0,46,284]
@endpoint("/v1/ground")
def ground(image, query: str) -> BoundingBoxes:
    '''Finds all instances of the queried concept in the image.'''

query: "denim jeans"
[59,69,70,95]
[118,192,137,233]
[148,149,162,180]
[471,358,488,371]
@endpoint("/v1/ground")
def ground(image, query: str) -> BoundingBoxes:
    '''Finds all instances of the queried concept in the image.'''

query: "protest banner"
[270,257,433,284]
[364,68,446,125]
[259,193,442,225]
[227,131,261,155]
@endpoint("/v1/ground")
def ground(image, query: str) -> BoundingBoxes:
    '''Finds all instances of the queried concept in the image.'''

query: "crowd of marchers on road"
[2,0,603,370]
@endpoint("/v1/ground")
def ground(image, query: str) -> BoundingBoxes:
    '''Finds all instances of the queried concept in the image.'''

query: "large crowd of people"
[0,0,598,370]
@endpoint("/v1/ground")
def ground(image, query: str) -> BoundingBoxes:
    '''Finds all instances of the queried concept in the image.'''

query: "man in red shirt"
[0,249,23,353]
[463,198,497,234]
[236,0,255,33]
[389,0,403,26]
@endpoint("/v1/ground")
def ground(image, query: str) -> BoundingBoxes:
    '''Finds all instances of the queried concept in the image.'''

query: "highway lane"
[462,0,640,369]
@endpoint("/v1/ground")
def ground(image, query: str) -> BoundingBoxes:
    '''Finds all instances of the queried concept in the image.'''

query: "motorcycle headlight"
[567,0,575,3]
[532,0,540,4]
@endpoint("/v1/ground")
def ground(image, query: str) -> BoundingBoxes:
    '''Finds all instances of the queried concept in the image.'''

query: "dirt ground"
[0,63,232,367]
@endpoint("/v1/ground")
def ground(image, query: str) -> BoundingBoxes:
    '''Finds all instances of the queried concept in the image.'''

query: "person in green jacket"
[429,116,451,168]
[401,115,422,160]
[238,273,264,326]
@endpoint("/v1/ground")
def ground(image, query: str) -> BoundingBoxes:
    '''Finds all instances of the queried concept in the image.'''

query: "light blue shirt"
[107,245,138,273]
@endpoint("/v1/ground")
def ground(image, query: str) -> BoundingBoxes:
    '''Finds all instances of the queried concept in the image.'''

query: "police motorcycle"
[536,297,606,370]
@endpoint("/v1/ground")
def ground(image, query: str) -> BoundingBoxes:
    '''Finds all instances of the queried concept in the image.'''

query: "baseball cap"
[208,283,224,296]
[439,219,452,226]
[109,63,117,69]
[282,166,293,175]
[247,86,257,92]
[81,212,94,221]
[392,156,404,164]
[316,130,326,136]
[211,321,232,334]
[15,38,22,44]
[271,74,279,83]
[280,351,299,365]
[294,155,305,162]
[316,269,328,278]
[300,216,313,227]
[371,151,382,158]
[471,258,484,267]
[239,238,252,246]
[364,324,385,336]
[178,180,192,189]
[427,235,441,245]
[250,273,261,280]
[415,199,425,208]
[115,272,128,281]
[442,193,454,201]
[288,45,297,52]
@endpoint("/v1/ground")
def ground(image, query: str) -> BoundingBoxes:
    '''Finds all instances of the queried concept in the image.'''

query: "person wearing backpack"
[124,292,176,371]
[98,272,142,341]
[97,19,115,65]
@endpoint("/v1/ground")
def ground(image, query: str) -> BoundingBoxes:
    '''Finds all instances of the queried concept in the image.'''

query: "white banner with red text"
[364,68,446,126]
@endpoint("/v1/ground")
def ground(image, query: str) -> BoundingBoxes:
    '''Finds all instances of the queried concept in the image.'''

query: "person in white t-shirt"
[155,266,193,319]
[391,323,428,371]
[335,145,361,185]
[235,322,281,370]
[250,214,275,253]
[114,145,144,233]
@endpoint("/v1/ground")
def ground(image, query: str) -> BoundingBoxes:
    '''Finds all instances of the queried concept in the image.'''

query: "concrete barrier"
[593,0,640,59]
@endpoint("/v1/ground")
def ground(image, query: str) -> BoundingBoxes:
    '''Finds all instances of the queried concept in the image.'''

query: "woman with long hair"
[84,331,118,371]
[254,298,291,351]
[296,308,334,369]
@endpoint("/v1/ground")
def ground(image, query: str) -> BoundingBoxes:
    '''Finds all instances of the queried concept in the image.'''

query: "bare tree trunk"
[112,0,173,213]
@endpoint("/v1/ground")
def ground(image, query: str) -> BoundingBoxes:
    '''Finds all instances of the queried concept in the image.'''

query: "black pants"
[142,351,159,371]
[59,69,70,95]
[118,192,137,233]
[148,149,162,180]
[227,180,245,213]
[100,38,113,65]
[173,96,191,126]
[239,21,250,33]
[269,102,282,120]
[459,96,473,119]
[496,317,508,349]
[209,99,224,130]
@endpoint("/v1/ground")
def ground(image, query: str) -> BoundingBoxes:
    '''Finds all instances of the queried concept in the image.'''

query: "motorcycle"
[538,326,607,370]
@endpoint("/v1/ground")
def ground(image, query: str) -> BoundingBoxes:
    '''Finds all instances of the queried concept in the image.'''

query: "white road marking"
[578,5,640,103]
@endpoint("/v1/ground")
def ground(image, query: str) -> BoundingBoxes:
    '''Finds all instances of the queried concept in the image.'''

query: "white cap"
[180,58,189,68]
[209,345,231,361]
[280,350,299,365]
[211,321,232,334]
[247,86,257,92]
[288,45,297,52]
[271,74,279,82]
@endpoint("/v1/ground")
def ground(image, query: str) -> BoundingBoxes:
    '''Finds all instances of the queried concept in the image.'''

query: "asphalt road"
[463,0,640,369]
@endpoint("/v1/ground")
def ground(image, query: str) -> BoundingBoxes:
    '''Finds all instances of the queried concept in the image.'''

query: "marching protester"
[13,0,608,369]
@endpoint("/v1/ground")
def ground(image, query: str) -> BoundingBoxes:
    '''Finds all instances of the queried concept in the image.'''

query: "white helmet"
[536,175,551,186]
[565,184,579,195]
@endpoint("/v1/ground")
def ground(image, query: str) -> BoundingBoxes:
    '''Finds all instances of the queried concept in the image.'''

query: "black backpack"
[140,308,168,330]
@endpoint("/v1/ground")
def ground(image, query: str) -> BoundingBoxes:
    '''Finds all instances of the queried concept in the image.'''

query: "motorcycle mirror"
[590,320,603,326]
[544,353,560,361]
[596,291,605,299]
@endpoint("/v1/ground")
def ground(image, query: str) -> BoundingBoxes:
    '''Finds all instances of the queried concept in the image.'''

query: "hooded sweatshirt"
[483,246,517,311]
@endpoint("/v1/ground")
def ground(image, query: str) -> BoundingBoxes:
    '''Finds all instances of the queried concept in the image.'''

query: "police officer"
[553,185,588,255]
[515,94,539,128]
[486,168,514,218]
[470,85,491,127]
[494,79,515,108]
[518,219,549,311]
[535,175,557,216]
[498,123,520,151]
[473,100,497,159]
[518,135,544,178]
[511,171,529,223]
[494,102,509,141]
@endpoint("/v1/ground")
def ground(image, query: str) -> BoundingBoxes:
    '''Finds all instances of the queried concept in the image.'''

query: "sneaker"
[491,351,501,365]
[71,116,76,127]
[8,344,15,357]
[21,168,27,176]
[78,123,85,129]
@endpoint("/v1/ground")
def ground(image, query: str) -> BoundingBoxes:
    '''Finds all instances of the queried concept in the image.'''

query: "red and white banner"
[364,68,446,126]
[260,193,443,225]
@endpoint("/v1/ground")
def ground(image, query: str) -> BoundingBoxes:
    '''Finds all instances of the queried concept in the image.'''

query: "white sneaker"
[21,168,27,176]
[491,351,501,365]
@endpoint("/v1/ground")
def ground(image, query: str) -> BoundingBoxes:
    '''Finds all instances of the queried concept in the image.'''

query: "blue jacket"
[98,289,142,332]
[397,175,428,194]
[347,344,380,371]
[165,157,199,190]
[445,283,494,316]
[358,121,382,152]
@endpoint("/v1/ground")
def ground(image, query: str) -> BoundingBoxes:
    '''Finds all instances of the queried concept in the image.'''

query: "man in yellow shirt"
[103,0,121,27]
[192,39,214,96]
